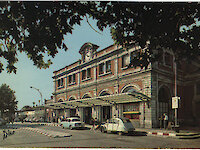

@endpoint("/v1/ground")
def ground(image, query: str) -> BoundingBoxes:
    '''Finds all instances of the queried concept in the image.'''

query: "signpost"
[172,96,180,109]
[172,96,180,130]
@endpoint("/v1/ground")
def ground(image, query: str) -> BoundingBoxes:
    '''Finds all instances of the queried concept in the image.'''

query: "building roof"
[44,91,151,109]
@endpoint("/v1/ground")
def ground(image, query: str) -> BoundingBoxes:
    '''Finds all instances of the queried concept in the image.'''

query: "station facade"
[46,42,200,128]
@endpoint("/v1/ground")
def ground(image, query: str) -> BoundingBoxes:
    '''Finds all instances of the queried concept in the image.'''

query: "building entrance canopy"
[44,91,151,110]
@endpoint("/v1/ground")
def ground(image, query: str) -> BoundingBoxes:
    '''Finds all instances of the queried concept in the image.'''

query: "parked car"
[100,117,135,135]
[60,117,85,130]
[14,117,20,122]
[0,118,6,126]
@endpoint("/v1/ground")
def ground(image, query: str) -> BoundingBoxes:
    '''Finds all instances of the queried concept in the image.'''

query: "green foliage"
[0,2,200,73]
[0,84,18,117]
[90,2,200,69]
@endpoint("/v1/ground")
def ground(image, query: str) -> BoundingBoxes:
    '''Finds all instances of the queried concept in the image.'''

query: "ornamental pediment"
[79,42,99,62]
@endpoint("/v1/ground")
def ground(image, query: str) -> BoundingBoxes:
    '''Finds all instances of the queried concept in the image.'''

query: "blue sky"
[0,18,114,110]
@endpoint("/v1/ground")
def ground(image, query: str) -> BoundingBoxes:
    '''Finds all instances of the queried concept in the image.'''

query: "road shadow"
[72,127,91,130]
[125,131,148,136]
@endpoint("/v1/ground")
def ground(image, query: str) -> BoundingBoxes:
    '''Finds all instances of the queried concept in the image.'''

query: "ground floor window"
[102,106,111,122]
[123,103,140,119]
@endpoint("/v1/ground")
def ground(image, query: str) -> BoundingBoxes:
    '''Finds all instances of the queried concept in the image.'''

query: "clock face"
[85,48,92,61]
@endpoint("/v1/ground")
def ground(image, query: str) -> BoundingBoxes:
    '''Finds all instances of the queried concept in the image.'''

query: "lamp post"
[30,86,43,106]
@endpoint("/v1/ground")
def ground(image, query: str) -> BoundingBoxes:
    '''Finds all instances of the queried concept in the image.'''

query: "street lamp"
[30,86,43,106]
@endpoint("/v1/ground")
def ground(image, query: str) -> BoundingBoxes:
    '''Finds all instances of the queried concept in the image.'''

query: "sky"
[0,17,114,110]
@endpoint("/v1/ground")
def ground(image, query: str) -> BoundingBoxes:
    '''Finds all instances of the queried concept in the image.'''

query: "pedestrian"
[91,117,95,130]
[159,115,163,129]
[163,113,168,129]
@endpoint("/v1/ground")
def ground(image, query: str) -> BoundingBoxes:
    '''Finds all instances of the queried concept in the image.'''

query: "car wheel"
[118,131,122,136]
[101,127,107,133]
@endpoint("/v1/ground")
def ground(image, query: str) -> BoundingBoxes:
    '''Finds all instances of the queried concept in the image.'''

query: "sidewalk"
[84,124,200,139]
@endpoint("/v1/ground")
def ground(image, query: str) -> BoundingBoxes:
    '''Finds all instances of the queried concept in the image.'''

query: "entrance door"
[158,86,173,121]
[102,106,111,122]
[70,109,76,117]
[83,107,92,124]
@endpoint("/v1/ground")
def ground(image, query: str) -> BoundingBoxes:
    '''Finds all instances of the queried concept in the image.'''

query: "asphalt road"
[0,123,199,148]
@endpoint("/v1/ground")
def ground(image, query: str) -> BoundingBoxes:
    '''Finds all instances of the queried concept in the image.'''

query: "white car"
[60,117,85,130]
[101,118,135,135]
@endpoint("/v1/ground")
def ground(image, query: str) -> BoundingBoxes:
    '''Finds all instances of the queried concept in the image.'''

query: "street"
[0,123,199,148]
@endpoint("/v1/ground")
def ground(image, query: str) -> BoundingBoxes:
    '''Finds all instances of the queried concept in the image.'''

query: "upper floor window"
[99,61,112,75]
[82,68,91,81]
[68,74,76,84]
[106,61,111,73]
[57,78,64,87]
[82,70,86,80]
[122,54,130,68]
[73,74,76,83]
[99,63,105,75]
[87,68,91,78]
[164,52,172,66]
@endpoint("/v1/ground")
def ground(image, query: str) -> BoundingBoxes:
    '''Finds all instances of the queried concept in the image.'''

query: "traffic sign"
[172,96,180,109]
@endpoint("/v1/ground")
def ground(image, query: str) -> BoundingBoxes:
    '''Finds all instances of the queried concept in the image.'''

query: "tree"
[0,2,200,73]
[0,84,18,119]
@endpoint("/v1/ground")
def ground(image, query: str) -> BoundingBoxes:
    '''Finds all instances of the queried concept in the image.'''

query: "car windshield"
[121,118,131,123]
[72,119,80,122]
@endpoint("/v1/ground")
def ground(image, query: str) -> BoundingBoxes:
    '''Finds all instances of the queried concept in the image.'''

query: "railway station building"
[45,42,200,128]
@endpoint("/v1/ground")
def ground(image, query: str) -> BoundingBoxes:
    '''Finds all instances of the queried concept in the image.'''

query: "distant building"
[45,96,56,122]
[45,42,200,128]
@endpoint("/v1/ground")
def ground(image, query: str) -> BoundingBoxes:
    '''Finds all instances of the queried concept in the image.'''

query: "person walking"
[163,113,168,129]
[159,115,164,129]
[91,117,95,130]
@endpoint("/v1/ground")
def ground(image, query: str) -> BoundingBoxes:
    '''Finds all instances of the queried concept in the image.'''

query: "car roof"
[110,117,129,120]
[68,117,80,119]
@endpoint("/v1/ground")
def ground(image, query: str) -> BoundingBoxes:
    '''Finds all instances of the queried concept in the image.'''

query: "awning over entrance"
[44,91,151,109]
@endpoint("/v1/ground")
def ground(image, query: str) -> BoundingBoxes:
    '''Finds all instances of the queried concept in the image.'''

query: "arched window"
[82,94,91,99]
[122,86,136,93]
[69,97,75,101]
[99,91,110,96]
[58,99,63,102]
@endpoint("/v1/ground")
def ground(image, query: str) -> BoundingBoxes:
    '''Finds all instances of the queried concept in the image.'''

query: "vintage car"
[60,117,85,130]
[100,117,135,135]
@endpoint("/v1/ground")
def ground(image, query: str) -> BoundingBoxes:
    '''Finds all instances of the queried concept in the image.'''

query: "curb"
[147,131,176,137]
[19,127,71,138]
[147,131,200,139]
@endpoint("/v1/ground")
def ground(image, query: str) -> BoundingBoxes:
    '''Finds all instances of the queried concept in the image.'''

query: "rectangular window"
[87,68,91,78]
[122,54,129,68]
[82,68,91,81]
[58,79,61,87]
[158,50,164,64]
[106,61,111,73]
[73,74,76,83]
[68,75,72,84]
[61,78,63,86]
[82,70,86,80]
[99,63,104,75]
[165,52,171,66]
